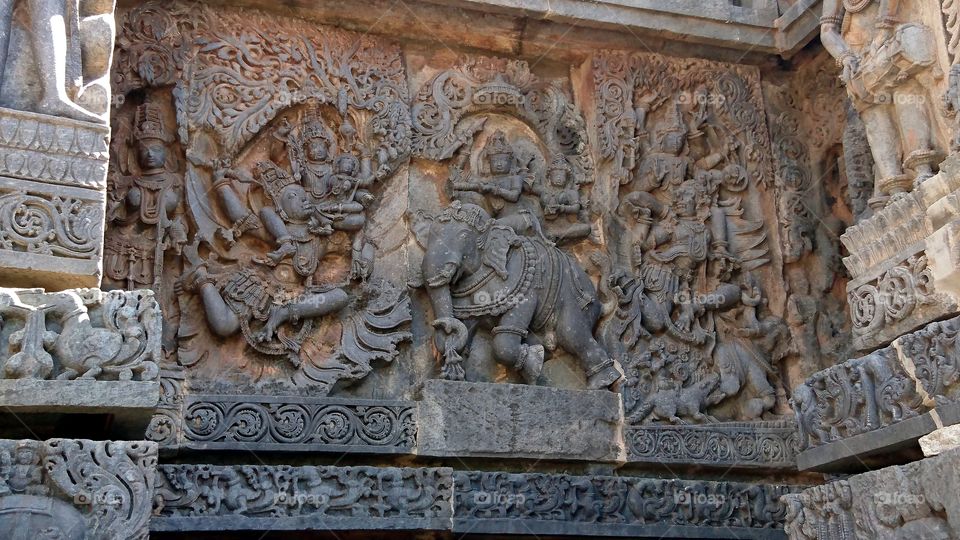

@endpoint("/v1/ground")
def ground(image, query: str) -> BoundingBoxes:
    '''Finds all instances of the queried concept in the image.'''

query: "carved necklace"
[843,0,872,13]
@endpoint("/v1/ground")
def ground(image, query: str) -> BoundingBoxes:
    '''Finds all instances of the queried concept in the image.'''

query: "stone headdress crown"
[656,103,688,138]
[484,130,513,158]
[255,160,297,202]
[548,153,572,173]
[135,99,172,143]
[301,105,333,144]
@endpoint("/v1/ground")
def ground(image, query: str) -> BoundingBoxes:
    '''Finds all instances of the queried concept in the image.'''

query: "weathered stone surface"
[626,420,799,469]
[784,449,960,539]
[417,379,624,462]
[0,379,158,412]
[919,423,960,457]
[0,439,156,540]
[453,471,799,538]
[794,314,960,470]
[153,464,455,532]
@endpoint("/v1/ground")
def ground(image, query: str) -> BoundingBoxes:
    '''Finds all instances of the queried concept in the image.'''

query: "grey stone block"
[417,379,625,462]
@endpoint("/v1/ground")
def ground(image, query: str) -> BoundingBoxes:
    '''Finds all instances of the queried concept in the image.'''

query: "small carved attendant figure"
[634,103,691,192]
[7,442,47,495]
[821,0,939,203]
[534,154,592,244]
[291,109,337,199]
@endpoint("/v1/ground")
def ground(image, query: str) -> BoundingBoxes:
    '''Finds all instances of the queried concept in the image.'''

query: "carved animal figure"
[711,339,777,420]
[414,202,622,389]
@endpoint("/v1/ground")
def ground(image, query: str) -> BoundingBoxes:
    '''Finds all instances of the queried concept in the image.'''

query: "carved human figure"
[106,98,187,289]
[531,154,592,244]
[178,242,350,358]
[821,0,939,202]
[452,130,539,236]
[0,0,112,123]
[6,442,46,495]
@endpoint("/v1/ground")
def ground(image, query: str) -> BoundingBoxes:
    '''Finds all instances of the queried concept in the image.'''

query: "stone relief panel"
[108,1,414,399]
[783,449,960,539]
[591,50,791,427]
[762,52,854,390]
[0,287,160,382]
[408,54,622,390]
[0,439,157,540]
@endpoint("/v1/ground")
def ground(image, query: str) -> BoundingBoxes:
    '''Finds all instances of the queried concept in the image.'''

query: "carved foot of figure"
[516,344,544,384]
[38,96,104,124]
[586,359,624,390]
[258,305,290,343]
[265,241,297,265]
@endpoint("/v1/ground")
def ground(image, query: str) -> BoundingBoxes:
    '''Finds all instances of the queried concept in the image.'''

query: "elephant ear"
[482,225,517,280]
[410,210,435,250]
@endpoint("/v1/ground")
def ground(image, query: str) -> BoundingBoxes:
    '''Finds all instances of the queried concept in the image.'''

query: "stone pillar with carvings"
[0,2,159,537]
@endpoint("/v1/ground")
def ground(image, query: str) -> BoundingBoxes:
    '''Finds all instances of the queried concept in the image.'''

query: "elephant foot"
[517,344,544,384]
[586,359,624,390]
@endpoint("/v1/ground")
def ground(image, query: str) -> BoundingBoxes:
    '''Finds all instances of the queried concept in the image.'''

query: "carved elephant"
[413,202,623,390]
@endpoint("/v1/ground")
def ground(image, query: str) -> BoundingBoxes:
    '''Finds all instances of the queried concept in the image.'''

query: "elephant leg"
[491,296,543,384]
[555,300,623,390]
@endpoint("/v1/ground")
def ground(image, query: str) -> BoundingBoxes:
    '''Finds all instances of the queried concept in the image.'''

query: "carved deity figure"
[451,130,540,236]
[0,0,113,123]
[531,154,592,244]
[106,97,187,289]
[821,0,940,203]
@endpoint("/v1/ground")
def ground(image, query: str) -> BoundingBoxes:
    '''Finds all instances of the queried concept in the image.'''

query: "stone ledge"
[0,379,159,412]
[417,379,625,462]
[152,464,798,535]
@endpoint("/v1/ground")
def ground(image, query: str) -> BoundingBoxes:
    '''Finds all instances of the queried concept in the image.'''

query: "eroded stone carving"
[0,0,114,123]
[454,471,797,533]
[108,1,414,395]
[0,288,160,381]
[0,439,157,540]
[625,420,799,468]
[592,50,787,424]
[181,395,416,452]
[154,464,453,526]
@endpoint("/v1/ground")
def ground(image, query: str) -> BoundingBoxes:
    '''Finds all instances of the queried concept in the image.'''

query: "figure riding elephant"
[413,201,623,390]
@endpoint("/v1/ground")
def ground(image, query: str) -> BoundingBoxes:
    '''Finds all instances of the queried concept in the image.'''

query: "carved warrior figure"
[0,0,113,123]
[415,201,623,390]
[821,0,940,205]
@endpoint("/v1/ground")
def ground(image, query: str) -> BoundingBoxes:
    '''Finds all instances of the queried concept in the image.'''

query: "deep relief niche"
[409,55,623,390]
[107,1,414,397]
[591,51,793,427]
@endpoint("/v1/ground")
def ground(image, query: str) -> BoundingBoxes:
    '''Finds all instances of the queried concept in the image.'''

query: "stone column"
[0,2,159,537]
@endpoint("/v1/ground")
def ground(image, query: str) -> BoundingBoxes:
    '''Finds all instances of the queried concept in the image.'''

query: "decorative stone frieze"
[793,315,960,470]
[783,449,960,539]
[180,394,416,453]
[0,439,156,540]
